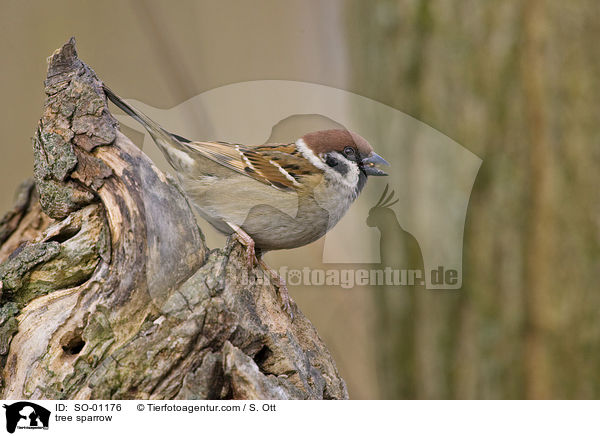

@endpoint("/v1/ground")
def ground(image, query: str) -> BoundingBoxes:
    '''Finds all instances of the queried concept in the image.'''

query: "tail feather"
[104,86,151,127]
[103,85,194,171]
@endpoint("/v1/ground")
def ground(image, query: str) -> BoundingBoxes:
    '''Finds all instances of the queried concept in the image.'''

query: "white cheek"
[325,151,360,190]
[295,139,359,190]
[342,160,360,189]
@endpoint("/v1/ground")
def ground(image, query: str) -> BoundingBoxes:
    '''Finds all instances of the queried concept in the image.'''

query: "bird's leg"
[258,257,294,320]
[226,222,294,319]
[226,221,257,268]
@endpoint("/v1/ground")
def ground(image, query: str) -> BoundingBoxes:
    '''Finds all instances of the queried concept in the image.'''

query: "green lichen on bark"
[34,177,93,221]
[80,308,116,367]
[0,242,61,301]
[35,308,117,399]
[0,302,19,376]
[0,180,35,246]
[35,131,77,182]
[0,239,61,374]
[33,39,117,221]
[28,205,107,299]
[0,303,19,354]
[33,126,93,220]
[0,203,106,308]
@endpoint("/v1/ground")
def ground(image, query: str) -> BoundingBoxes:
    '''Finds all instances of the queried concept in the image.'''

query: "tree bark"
[0,38,347,400]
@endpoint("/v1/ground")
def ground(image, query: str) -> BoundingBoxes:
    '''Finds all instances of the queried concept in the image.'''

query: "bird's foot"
[258,258,294,320]
[226,222,293,319]
[227,221,257,268]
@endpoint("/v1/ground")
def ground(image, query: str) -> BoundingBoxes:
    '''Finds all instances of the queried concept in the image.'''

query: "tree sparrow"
[103,87,389,316]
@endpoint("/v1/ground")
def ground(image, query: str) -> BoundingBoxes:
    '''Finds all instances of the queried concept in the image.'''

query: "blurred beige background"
[1,0,599,399]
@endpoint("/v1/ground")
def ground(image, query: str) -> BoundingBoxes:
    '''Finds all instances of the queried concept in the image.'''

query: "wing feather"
[184,141,323,192]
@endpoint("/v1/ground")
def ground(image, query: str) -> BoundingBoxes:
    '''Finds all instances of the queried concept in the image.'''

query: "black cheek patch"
[325,155,338,167]
[333,160,349,176]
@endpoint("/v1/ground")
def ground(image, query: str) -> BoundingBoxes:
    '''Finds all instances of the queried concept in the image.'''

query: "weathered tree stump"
[0,38,347,400]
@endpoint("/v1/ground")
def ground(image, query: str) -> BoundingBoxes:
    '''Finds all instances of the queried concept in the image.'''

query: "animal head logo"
[2,402,50,433]
[367,184,399,228]
[368,184,424,275]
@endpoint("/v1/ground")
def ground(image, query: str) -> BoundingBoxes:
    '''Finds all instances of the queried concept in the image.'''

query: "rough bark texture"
[0,38,348,400]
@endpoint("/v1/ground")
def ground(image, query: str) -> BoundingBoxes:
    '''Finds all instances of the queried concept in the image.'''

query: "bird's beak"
[362,152,390,176]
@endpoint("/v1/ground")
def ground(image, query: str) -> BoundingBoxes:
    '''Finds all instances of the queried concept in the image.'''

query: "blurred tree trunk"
[348,0,600,399]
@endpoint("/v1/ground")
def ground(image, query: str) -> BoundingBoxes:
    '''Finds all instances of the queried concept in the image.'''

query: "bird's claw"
[238,235,257,269]
[227,221,257,268]
[227,221,294,320]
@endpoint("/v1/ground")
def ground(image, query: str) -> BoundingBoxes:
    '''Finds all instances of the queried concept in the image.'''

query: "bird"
[103,86,389,317]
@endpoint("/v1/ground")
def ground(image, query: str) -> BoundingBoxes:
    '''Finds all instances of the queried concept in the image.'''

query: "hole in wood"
[47,227,80,244]
[61,334,85,355]
[253,345,272,372]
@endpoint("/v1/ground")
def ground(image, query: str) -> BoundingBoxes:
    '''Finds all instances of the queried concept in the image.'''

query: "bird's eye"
[344,146,356,157]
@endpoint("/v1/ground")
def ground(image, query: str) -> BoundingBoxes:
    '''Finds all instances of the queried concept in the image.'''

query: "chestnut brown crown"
[301,129,374,157]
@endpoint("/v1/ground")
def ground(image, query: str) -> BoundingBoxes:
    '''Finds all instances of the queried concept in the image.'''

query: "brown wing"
[185,141,323,192]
